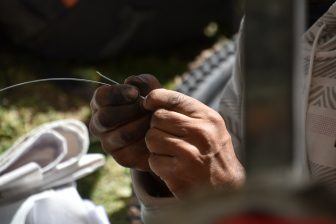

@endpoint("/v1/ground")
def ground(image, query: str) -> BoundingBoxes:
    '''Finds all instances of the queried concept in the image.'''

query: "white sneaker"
[0,119,107,224]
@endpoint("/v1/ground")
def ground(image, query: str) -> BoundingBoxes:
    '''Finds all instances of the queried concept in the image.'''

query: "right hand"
[90,74,161,171]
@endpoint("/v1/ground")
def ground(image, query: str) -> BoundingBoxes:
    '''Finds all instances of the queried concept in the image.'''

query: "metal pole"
[244,0,305,178]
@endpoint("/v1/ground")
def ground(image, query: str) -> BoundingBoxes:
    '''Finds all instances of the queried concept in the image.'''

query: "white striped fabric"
[219,3,336,192]
[303,2,336,191]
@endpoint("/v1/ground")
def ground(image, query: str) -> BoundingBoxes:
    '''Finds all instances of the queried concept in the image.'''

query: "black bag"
[0,0,236,60]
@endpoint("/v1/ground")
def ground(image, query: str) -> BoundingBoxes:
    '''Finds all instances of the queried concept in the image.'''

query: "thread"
[0,72,116,93]
[96,71,120,85]
[0,72,146,100]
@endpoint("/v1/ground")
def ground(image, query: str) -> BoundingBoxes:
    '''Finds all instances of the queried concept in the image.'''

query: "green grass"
[77,146,133,224]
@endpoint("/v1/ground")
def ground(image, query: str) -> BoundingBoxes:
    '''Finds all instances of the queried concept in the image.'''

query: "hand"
[90,74,161,171]
[143,89,245,198]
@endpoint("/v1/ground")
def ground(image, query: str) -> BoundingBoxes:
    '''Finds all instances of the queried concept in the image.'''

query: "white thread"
[96,71,145,100]
[306,23,326,113]
[96,71,120,85]
[0,73,145,100]
[0,78,111,93]
[95,71,145,99]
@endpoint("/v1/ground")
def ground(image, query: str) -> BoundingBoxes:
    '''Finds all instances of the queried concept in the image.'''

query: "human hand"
[143,89,245,198]
[90,74,161,171]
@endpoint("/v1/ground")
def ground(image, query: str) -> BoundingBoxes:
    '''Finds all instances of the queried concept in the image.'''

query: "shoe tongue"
[54,127,84,162]
[0,131,66,175]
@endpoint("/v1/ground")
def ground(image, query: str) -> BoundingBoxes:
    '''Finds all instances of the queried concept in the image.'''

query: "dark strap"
[308,0,335,27]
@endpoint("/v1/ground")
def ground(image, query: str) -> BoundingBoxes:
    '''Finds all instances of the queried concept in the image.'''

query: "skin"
[90,74,245,199]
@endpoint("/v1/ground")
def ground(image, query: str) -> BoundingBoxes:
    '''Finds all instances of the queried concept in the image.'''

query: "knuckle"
[139,74,161,89]
[200,127,213,143]
[119,128,137,144]
[178,126,189,136]
[148,155,166,172]
[208,111,224,124]
[188,123,215,152]
[95,110,105,127]
[89,118,98,136]
[190,123,206,137]
[152,109,167,120]
[121,85,139,102]
[145,128,156,145]
[90,94,98,111]
[138,74,156,81]
[148,155,160,171]
[148,154,156,164]
[94,86,108,106]
[166,138,183,151]
[95,85,139,107]
[167,93,183,109]
[146,89,160,102]
[100,137,116,153]
[89,113,108,135]
[96,108,109,127]
[112,153,134,168]
[100,141,110,154]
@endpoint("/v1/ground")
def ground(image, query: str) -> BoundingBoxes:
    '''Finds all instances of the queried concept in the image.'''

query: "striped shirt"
[219,3,336,191]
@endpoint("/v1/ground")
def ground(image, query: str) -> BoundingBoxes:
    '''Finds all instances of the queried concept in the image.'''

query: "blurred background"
[0,0,242,223]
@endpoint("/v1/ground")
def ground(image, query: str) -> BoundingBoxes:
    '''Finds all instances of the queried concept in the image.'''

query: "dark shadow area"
[77,141,105,199]
[108,198,132,224]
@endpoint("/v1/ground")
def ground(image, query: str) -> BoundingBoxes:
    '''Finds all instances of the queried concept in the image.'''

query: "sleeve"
[131,170,178,224]
[218,17,245,163]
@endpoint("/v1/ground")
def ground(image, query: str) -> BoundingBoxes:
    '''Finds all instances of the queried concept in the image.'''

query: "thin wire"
[0,78,111,93]
[0,74,145,100]
[96,71,145,100]
[96,71,120,85]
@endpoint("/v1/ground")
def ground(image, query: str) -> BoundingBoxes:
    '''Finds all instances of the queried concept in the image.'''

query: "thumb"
[143,89,209,117]
[124,74,161,96]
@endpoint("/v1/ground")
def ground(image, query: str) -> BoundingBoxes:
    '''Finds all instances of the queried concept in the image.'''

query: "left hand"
[143,89,245,199]
[89,74,161,171]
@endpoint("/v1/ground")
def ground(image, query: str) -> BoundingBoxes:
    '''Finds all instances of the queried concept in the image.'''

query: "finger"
[145,128,198,157]
[89,115,99,136]
[90,103,145,134]
[90,93,98,112]
[124,74,161,96]
[148,154,177,180]
[143,89,209,117]
[99,115,150,151]
[108,139,150,171]
[92,84,139,108]
[150,109,194,137]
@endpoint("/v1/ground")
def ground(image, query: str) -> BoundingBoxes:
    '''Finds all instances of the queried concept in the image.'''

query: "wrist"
[212,141,246,190]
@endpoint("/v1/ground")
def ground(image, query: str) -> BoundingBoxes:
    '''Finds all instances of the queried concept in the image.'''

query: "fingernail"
[124,75,136,84]
[123,86,139,101]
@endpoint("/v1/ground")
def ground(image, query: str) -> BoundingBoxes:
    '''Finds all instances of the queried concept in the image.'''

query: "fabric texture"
[303,3,336,191]
[25,186,109,224]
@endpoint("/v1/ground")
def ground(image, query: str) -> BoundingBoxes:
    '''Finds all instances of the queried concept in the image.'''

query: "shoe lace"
[306,23,326,113]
